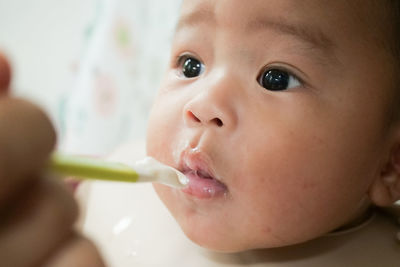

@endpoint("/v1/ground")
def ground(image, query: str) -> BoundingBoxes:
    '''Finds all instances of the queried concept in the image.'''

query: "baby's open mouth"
[192,169,214,179]
[180,158,228,199]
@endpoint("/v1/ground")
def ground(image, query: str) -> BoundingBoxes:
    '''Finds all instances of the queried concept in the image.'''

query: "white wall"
[0,0,93,120]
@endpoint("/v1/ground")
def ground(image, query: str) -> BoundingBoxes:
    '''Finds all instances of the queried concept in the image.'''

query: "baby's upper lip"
[179,149,219,181]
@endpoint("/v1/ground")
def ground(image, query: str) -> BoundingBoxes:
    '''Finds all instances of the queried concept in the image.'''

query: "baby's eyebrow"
[176,8,339,65]
[176,7,216,32]
[247,17,337,58]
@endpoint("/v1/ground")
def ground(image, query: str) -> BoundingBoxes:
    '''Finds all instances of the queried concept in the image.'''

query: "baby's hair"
[388,0,400,64]
[383,0,400,123]
[392,0,400,121]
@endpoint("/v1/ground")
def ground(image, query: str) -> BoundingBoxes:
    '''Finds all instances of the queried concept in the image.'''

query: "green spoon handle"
[48,153,139,183]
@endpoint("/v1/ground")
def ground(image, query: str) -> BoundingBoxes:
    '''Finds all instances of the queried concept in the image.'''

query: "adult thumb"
[0,52,11,93]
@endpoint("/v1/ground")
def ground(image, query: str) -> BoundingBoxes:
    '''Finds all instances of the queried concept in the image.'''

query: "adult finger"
[0,52,11,93]
[44,233,106,267]
[0,177,78,267]
[0,97,56,205]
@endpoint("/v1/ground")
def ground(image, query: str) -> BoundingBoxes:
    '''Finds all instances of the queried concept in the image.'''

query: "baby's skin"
[147,0,400,252]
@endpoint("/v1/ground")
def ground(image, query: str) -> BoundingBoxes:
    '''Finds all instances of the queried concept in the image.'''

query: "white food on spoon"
[133,157,189,188]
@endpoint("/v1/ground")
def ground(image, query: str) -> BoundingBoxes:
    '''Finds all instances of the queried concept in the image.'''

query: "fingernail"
[383,174,397,185]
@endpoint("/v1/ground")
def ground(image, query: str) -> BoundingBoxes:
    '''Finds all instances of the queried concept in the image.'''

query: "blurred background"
[0,0,181,155]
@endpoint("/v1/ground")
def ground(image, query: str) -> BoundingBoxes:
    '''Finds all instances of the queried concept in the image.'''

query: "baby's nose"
[185,109,224,128]
[182,68,240,130]
[182,88,237,130]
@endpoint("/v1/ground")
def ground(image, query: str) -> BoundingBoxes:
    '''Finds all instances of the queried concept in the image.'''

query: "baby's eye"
[258,68,301,91]
[178,55,205,78]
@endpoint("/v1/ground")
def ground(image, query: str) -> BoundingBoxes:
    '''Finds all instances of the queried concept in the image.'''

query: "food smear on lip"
[182,170,228,199]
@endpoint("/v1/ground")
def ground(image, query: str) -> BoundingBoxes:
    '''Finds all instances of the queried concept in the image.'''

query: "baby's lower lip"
[181,171,228,199]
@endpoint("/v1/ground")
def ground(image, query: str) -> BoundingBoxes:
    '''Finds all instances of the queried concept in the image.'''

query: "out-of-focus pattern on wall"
[0,0,181,156]
[62,0,181,155]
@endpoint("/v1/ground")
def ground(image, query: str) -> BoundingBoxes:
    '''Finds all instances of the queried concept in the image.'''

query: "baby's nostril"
[187,111,201,123]
[187,110,223,127]
[212,118,223,127]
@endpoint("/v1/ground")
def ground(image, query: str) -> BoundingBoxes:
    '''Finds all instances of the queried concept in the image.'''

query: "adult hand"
[0,53,105,267]
[0,52,11,93]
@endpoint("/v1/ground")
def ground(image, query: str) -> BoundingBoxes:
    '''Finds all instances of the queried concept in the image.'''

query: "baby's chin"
[180,225,291,253]
[151,183,289,253]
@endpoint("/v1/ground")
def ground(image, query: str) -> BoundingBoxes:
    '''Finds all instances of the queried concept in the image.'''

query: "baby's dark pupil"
[261,69,289,91]
[182,57,202,78]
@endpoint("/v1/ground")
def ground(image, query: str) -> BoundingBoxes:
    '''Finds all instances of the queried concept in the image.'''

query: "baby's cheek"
[229,158,324,243]
[147,111,173,157]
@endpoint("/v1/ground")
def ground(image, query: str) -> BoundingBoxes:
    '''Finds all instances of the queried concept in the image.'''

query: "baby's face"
[147,0,396,251]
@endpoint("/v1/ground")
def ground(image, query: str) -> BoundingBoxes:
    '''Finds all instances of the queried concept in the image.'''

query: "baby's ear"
[368,144,400,206]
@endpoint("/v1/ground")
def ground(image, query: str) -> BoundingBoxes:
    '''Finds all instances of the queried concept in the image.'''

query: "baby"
[83,0,400,265]
[148,0,400,250]
[1,0,400,266]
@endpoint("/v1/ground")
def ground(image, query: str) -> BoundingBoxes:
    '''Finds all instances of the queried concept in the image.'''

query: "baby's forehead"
[178,0,393,59]
[179,0,387,33]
